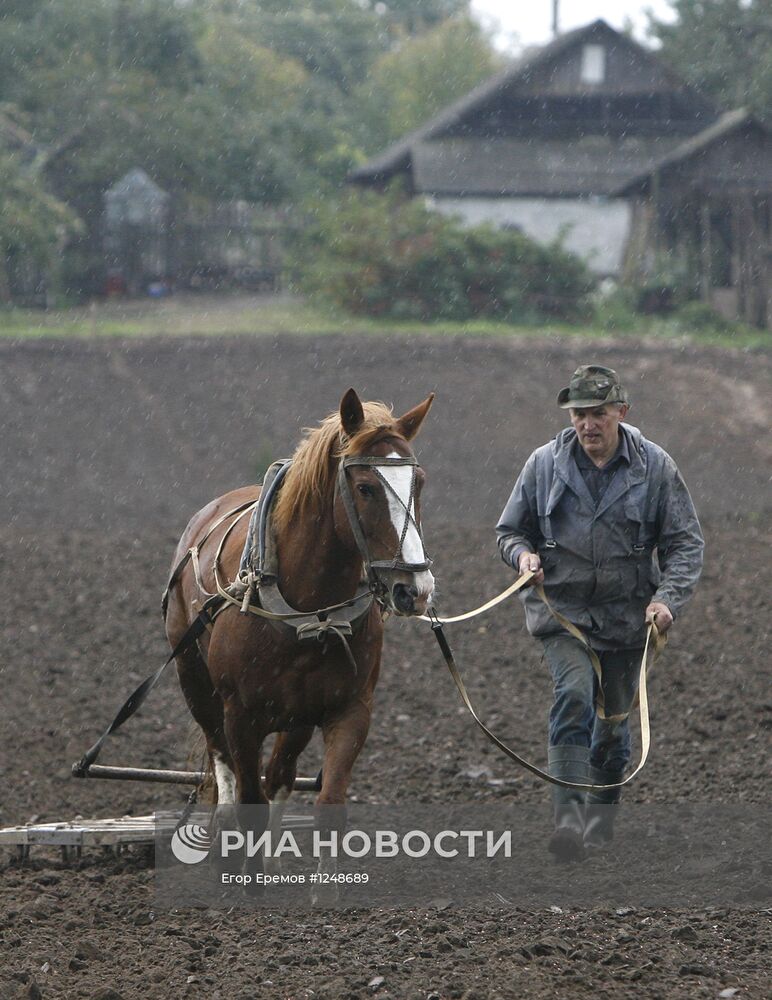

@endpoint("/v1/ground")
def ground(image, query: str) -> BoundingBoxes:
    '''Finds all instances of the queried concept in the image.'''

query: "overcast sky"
[470,1,678,51]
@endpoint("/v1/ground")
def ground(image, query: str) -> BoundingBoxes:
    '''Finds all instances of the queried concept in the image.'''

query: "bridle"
[78,444,665,797]
[336,453,432,607]
[76,446,436,775]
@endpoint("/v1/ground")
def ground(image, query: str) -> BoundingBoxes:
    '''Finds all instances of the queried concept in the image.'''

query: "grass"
[0,291,769,350]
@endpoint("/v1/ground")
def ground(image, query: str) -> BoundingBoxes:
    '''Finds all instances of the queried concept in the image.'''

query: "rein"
[76,457,662,795]
[423,573,666,792]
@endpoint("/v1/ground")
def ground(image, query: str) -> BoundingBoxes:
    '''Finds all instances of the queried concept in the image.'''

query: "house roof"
[350,19,713,185]
[613,109,769,194]
[412,135,685,197]
[105,167,169,203]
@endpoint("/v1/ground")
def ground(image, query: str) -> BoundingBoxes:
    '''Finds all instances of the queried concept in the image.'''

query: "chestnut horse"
[164,389,434,870]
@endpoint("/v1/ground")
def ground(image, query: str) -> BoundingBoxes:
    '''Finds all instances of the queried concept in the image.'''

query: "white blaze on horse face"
[214,753,237,805]
[381,453,434,600]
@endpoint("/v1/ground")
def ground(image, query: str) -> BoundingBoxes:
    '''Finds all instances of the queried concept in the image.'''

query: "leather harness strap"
[73,594,224,777]
[77,454,665,793]
[160,497,257,618]
[533,583,633,724]
[417,573,535,625]
[337,454,432,583]
[73,453,421,775]
[426,572,666,791]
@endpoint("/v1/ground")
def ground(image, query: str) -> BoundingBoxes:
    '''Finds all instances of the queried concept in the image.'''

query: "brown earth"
[1,331,770,999]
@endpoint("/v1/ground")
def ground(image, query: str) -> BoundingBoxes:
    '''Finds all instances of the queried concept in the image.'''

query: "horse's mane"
[273,401,403,533]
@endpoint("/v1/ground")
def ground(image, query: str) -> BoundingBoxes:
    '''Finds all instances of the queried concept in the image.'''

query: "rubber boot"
[583,766,623,851]
[547,745,590,863]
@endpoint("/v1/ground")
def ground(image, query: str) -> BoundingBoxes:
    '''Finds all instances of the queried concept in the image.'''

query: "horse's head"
[335,388,435,616]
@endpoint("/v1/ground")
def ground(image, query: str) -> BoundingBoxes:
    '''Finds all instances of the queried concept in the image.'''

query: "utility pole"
[552,0,560,37]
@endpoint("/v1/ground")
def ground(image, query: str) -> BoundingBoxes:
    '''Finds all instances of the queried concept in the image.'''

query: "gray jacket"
[496,424,704,649]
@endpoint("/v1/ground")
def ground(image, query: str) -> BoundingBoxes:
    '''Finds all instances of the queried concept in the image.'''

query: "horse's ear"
[396,393,435,441]
[340,388,365,436]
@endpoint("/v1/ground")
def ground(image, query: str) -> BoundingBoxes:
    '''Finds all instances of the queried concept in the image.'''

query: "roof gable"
[451,21,702,116]
[351,19,715,183]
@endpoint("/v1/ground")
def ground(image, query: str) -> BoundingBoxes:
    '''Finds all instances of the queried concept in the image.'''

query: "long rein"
[195,467,665,793]
[419,575,665,792]
[77,462,664,792]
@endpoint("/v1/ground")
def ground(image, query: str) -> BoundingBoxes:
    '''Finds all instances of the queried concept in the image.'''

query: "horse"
[163,388,434,885]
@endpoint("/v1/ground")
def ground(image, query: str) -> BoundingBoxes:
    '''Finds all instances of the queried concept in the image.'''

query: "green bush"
[670,300,736,335]
[592,285,639,332]
[292,188,594,322]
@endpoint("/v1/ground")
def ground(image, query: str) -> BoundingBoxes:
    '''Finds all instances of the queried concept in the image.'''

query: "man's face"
[569,403,628,461]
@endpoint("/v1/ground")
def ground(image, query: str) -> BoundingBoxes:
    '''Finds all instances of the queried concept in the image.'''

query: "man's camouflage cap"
[557,364,629,409]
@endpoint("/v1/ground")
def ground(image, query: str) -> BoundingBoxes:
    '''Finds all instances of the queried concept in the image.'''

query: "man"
[496,365,704,861]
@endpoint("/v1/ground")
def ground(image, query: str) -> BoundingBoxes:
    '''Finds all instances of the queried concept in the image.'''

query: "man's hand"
[645,601,673,634]
[518,551,545,586]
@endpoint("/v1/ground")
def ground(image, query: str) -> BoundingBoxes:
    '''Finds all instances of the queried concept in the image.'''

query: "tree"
[649,0,772,120]
[364,0,471,36]
[355,16,499,151]
[0,0,503,296]
[0,0,46,19]
[233,0,389,94]
[113,0,203,89]
[0,152,79,301]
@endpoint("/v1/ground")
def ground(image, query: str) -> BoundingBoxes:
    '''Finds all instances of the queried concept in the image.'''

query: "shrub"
[670,300,736,335]
[291,188,594,322]
[592,284,639,332]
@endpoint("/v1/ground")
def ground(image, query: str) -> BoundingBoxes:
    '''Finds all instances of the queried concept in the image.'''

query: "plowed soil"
[1,330,770,999]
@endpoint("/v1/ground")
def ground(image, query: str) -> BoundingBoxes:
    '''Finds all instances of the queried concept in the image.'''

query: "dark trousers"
[540,634,643,776]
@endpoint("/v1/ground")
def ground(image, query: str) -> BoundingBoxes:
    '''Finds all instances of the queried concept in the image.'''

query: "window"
[581,44,606,85]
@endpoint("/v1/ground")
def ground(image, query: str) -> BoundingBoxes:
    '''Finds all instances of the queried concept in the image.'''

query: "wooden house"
[616,109,772,327]
[351,19,771,327]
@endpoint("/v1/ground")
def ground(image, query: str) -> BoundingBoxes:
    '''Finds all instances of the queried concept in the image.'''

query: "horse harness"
[74,449,428,776]
[75,451,663,795]
[164,451,430,642]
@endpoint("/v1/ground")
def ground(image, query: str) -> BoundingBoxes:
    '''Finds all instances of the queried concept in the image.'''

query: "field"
[1,318,770,999]
[0,291,769,349]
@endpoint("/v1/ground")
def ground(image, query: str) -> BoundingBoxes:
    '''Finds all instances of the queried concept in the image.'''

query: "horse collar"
[231,460,374,643]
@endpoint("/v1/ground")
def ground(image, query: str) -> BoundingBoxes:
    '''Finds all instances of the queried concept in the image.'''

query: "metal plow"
[1,815,160,862]
[1,813,315,862]
[1,762,319,862]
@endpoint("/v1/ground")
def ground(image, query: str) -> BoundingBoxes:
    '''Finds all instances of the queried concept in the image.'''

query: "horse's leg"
[222,699,273,888]
[174,646,236,804]
[313,699,372,904]
[263,726,314,874]
[222,699,267,805]
[317,699,372,806]
[172,646,246,890]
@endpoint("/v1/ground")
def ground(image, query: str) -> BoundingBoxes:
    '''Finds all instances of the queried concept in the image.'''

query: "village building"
[103,168,288,297]
[351,19,772,327]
